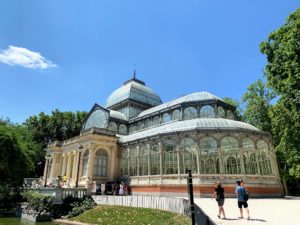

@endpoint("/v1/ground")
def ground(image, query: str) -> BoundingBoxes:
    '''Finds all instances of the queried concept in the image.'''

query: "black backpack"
[244,189,249,201]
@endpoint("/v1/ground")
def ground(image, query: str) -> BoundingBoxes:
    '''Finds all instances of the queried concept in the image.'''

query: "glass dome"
[105,76,162,108]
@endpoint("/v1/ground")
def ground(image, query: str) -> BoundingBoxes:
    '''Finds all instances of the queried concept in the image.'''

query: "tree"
[23,110,87,176]
[223,97,243,121]
[242,79,275,133]
[260,8,300,109]
[260,8,300,194]
[0,123,37,186]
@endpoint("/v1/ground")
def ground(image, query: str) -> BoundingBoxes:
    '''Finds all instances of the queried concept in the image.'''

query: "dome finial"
[133,69,136,79]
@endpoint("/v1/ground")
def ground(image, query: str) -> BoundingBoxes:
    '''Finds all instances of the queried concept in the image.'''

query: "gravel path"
[194,197,300,225]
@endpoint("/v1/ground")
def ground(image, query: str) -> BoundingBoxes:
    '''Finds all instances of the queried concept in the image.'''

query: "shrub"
[22,191,54,213]
[67,196,96,218]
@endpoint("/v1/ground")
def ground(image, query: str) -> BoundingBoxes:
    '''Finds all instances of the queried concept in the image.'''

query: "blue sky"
[0,0,299,124]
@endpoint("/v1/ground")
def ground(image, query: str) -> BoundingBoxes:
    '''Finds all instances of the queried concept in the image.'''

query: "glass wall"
[242,138,258,174]
[221,137,240,174]
[139,146,149,176]
[162,113,171,124]
[218,106,225,118]
[171,109,181,121]
[150,144,160,175]
[184,107,197,120]
[180,138,197,174]
[258,140,272,175]
[199,137,218,174]
[200,105,215,118]
[163,140,177,174]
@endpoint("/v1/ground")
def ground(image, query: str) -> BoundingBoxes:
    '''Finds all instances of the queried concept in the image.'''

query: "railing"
[93,195,190,216]
[93,195,216,225]
[23,187,89,204]
[194,204,216,225]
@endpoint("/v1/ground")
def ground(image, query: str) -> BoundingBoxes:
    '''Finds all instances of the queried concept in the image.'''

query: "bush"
[0,185,21,211]
[22,191,54,213]
[67,196,96,218]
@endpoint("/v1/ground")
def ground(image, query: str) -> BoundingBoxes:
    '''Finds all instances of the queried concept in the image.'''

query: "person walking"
[212,181,226,219]
[235,180,250,220]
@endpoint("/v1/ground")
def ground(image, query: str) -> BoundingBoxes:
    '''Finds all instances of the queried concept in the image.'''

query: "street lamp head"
[78,144,83,152]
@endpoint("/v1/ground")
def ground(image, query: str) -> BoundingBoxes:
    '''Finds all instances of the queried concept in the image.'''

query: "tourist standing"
[119,182,124,195]
[92,181,97,195]
[211,181,226,219]
[235,180,250,220]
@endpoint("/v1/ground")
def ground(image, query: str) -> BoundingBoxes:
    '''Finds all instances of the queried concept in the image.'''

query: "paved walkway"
[194,197,300,225]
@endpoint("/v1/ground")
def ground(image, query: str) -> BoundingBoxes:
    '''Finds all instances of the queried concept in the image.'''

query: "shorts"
[217,198,225,206]
[238,201,248,208]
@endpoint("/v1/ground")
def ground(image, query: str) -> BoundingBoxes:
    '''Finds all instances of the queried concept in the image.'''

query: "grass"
[70,205,192,225]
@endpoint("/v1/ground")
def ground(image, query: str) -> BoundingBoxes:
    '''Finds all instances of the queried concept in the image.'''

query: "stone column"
[61,155,66,176]
[88,147,95,179]
[71,152,78,181]
[66,153,71,179]
[49,155,56,178]
[43,158,49,180]
[74,151,81,184]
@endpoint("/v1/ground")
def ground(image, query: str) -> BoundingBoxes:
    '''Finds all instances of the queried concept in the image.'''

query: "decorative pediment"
[82,104,109,131]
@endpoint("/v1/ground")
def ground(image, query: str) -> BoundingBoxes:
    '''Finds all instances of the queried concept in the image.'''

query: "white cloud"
[0,45,57,69]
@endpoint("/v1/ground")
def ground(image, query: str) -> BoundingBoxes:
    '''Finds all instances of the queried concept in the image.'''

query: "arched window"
[200,105,215,118]
[258,140,272,175]
[120,149,129,177]
[93,150,108,177]
[171,109,181,121]
[221,137,241,174]
[129,124,136,134]
[242,138,257,174]
[199,137,218,174]
[183,107,198,120]
[108,122,118,132]
[137,121,144,131]
[162,113,171,124]
[82,150,89,177]
[218,106,225,118]
[181,138,197,174]
[226,157,238,174]
[150,144,160,175]
[227,110,234,120]
[249,153,258,174]
[139,146,148,176]
[129,148,138,176]
[163,139,177,174]
[205,159,216,174]
[152,116,160,126]
[119,124,127,135]
[144,119,151,128]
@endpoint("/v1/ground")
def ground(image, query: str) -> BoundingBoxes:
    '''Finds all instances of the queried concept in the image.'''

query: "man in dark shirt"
[235,180,250,220]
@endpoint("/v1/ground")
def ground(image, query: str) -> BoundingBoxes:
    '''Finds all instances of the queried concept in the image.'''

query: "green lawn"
[70,205,192,225]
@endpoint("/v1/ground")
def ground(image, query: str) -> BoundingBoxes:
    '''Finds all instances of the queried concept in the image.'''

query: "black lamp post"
[76,144,83,188]
[187,169,195,225]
